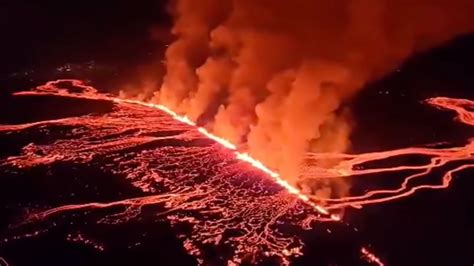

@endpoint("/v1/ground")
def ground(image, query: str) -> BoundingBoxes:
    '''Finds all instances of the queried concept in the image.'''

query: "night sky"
[1,0,168,74]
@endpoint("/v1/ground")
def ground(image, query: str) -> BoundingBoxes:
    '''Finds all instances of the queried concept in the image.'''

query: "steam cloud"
[126,0,474,197]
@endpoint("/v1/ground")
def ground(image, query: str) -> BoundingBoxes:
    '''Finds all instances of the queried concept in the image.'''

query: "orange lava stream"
[303,96,474,210]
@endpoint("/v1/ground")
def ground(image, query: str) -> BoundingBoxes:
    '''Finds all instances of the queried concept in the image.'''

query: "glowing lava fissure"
[12,79,335,219]
[2,79,365,265]
[16,79,474,213]
[3,79,474,265]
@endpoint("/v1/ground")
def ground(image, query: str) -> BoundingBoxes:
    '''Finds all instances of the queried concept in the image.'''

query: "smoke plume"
[130,0,474,196]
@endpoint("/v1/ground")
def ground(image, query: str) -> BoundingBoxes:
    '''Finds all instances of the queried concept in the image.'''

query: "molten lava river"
[1,80,473,265]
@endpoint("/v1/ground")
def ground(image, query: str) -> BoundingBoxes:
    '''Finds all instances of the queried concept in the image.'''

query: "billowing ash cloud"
[136,0,474,189]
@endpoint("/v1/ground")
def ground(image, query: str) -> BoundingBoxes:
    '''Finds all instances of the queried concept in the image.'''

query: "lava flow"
[2,79,474,265]
[11,79,335,219]
[0,80,363,265]
[302,97,474,210]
